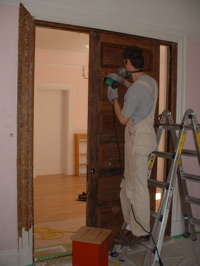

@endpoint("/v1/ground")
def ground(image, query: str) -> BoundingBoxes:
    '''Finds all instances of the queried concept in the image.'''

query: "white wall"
[0,1,200,265]
[34,89,67,175]
[34,48,89,176]
[185,38,200,217]
[0,4,18,252]
[21,0,200,40]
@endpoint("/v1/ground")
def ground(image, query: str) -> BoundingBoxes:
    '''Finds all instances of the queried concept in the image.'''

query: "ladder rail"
[190,112,200,163]
[177,158,197,240]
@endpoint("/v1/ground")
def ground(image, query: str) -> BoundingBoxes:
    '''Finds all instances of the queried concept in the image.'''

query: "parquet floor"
[33,174,86,252]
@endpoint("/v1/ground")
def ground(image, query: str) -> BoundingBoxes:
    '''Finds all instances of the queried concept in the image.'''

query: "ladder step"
[156,123,182,130]
[139,241,153,250]
[156,123,195,131]
[191,218,200,227]
[150,210,158,219]
[182,149,198,157]
[186,196,200,206]
[148,178,167,189]
[152,151,174,159]
[182,173,200,183]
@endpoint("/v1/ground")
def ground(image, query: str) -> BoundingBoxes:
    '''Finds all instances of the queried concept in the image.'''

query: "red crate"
[71,226,112,266]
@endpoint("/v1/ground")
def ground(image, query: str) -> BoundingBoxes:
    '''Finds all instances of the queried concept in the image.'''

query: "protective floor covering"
[34,234,200,266]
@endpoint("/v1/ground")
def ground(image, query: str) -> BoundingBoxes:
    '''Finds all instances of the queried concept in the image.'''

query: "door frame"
[34,83,74,176]
[18,3,184,265]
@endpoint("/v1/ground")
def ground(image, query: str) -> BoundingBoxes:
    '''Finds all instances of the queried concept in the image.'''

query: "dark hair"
[123,45,144,69]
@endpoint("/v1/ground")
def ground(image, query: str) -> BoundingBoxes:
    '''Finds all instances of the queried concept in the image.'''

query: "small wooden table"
[70,226,112,266]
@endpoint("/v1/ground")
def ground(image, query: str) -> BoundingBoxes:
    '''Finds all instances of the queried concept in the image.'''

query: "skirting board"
[0,249,19,266]
[171,219,200,237]
[0,248,33,266]
[34,168,66,177]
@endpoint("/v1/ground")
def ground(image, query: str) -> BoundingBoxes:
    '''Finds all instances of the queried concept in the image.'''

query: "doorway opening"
[17,6,178,263]
[33,27,89,258]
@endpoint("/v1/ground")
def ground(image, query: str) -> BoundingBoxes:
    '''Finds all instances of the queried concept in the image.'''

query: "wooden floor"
[34,174,86,251]
[34,174,86,223]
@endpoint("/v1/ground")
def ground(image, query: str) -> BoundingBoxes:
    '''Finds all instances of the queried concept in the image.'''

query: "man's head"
[123,45,144,69]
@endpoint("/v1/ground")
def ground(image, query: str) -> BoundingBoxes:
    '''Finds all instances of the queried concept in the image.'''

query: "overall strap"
[135,79,157,100]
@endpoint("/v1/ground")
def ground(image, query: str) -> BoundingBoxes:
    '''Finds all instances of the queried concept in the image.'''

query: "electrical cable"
[34,227,75,240]
[108,261,121,266]
[112,105,124,178]
[131,205,163,266]
[112,105,163,266]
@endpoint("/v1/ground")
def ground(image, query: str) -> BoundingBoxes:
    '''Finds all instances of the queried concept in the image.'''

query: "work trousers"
[120,119,157,236]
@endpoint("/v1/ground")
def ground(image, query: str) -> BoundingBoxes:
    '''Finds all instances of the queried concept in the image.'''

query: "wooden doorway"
[17,4,177,262]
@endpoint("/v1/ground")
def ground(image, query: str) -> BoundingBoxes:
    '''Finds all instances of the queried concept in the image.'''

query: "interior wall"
[35,50,88,132]
[184,38,200,217]
[185,39,200,119]
[34,89,67,175]
[34,49,88,176]
[21,0,200,40]
[0,1,200,265]
[0,5,18,252]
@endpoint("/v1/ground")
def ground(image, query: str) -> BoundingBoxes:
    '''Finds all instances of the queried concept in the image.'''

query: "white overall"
[120,79,158,236]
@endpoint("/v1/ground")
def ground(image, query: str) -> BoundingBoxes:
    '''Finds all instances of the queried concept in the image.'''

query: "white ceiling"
[35,27,89,55]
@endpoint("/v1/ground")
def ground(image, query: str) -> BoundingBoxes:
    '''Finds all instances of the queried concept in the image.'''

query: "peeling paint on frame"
[17,3,35,238]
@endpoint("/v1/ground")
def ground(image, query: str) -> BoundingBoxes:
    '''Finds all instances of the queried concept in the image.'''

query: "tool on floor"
[110,109,200,265]
[76,191,87,201]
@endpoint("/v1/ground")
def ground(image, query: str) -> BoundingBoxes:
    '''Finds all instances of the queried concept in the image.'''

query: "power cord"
[112,105,163,266]
[131,205,163,266]
[34,227,75,240]
[112,105,124,178]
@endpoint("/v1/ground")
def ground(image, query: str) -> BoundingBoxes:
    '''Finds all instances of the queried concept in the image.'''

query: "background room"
[33,28,89,254]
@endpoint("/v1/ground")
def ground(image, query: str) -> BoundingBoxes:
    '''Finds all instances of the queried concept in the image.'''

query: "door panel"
[87,31,160,244]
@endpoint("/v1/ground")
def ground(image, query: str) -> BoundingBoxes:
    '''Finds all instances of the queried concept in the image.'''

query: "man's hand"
[107,86,119,104]
[106,73,124,84]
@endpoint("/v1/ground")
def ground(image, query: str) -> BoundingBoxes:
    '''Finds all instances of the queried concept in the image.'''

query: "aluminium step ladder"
[143,108,200,265]
[110,109,200,265]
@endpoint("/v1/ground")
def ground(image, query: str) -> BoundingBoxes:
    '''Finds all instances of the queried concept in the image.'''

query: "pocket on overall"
[132,132,157,156]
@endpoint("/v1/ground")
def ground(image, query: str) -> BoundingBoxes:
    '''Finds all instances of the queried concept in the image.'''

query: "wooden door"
[87,31,161,244]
